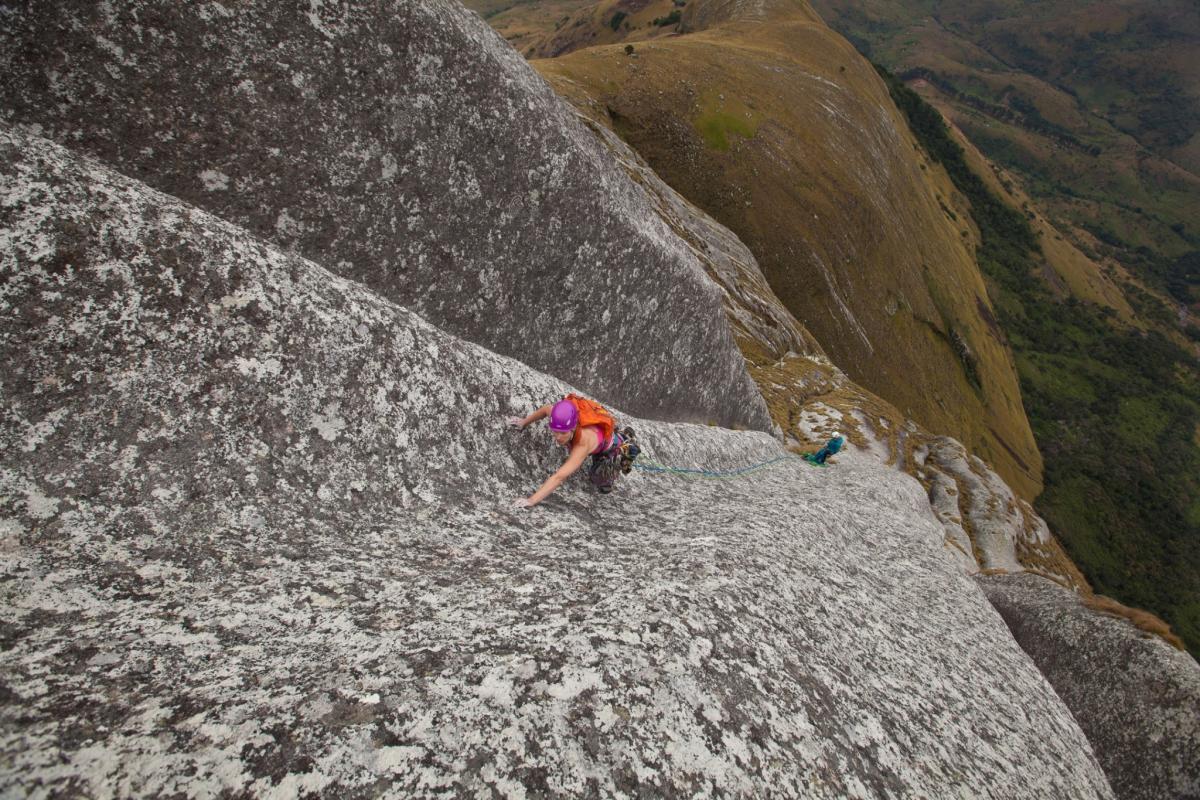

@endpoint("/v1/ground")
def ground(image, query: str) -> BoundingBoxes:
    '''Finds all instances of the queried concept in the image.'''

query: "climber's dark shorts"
[588,434,624,494]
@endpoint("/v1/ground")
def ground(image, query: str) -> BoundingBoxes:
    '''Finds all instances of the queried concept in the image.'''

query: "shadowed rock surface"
[570,109,824,361]
[0,0,768,431]
[0,125,1117,798]
[979,574,1200,800]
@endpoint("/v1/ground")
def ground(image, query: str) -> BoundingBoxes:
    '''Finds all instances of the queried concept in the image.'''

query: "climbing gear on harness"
[587,427,641,494]
[588,431,625,493]
[618,427,641,474]
[589,456,619,493]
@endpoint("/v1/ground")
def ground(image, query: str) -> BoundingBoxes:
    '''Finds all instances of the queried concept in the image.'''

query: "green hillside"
[534,0,1047,502]
[809,0,1200,315]
[877,66,1200,656]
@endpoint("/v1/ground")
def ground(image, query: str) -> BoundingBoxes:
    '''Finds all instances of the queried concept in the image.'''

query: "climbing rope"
[632,453,818,479]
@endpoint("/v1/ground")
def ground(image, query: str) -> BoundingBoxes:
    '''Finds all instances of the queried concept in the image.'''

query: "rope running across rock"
[631,453,821,480]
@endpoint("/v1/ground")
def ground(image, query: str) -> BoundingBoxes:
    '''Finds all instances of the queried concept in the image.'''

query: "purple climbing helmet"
[548,399,578,432]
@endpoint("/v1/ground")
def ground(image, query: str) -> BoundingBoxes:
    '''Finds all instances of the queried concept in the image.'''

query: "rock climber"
[508,393,636,508]
[806,432,846,465]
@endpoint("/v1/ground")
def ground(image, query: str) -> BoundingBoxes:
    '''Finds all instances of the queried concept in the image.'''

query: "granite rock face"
[979,574,1200,800]
[915,436,1083,588]
[0,126,1117,798]
[559,97,1083,592]
[0,0,768,430]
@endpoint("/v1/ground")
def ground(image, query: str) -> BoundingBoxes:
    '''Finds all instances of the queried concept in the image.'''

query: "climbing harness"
[590,427,641,493]
[618,431,641,474]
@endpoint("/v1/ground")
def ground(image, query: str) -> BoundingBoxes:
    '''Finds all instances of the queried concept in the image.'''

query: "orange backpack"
[566,393,615,450]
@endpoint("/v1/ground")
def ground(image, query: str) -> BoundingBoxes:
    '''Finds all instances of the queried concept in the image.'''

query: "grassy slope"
[809,0,1200,314]
[877,68,1200,657]
[809,0,1200,656]
[940,0,1200,174]
[936,103,1138,322]
[465,0,683,57]
[535,1,1045,500]
[465,0,589,54]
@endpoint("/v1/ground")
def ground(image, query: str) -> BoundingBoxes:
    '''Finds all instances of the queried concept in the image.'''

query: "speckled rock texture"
[565,100,1083,591]
[0,0,768,431]
[0,126,1117,798]
[568,106,1078,592]
[567,115,1083,592]
[979,574,1200,800]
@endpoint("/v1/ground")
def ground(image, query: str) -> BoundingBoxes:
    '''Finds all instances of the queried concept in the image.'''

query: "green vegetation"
[899,68,1101,156]
[815,0,1200,302]
[1166,251,1200,306]
[653,9,681,27]
[609,10,626,30]
[694,108,757,151]
[879,65,1200,656]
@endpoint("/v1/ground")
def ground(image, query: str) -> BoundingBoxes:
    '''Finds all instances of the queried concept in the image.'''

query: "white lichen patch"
[234,356,283,379]
[21,408,68,453]
[309,403,346,441]
[0,517,23,551]
[275,209,304,239]
[374,746,426,774]
[198,169,230,191]
[476,668,517,707]
[23,485,60,521]
[380,153,398,181]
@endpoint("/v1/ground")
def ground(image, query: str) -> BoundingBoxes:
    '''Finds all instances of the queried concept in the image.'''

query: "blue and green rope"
[632,452,824,479]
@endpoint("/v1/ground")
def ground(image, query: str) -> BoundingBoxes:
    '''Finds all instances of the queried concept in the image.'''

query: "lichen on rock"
[0,0,768,431]
[979,573,1200,800]
[0,124,1117,799]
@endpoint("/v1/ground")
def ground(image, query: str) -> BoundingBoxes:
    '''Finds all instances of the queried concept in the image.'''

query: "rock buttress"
[979,573,1200,800]
[0,0,769,430]
[535,0,1044,498]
